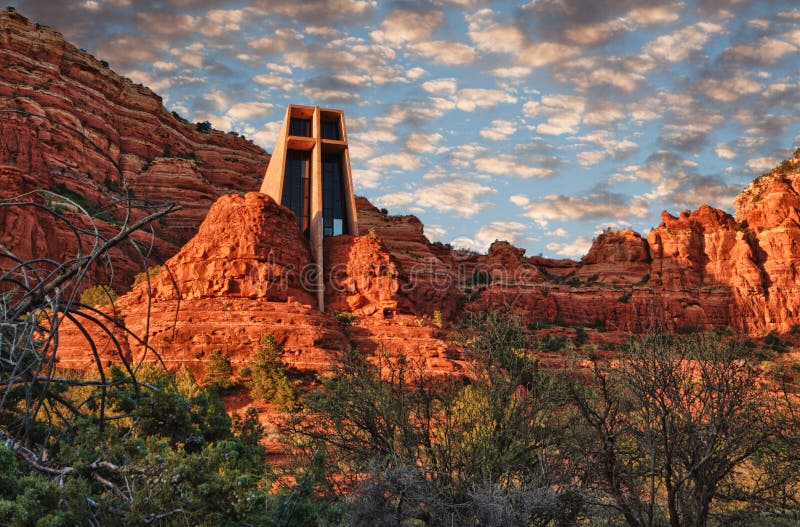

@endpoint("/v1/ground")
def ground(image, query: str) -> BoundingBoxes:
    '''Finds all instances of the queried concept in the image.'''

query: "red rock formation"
[0,10,268,291]
[57,193,462,378]
[355,197,461,320]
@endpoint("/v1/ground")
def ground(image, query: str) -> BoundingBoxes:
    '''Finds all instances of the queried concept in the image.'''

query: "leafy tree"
[204,349,236,392]
[195,120,213,133]
[247,335,296,411]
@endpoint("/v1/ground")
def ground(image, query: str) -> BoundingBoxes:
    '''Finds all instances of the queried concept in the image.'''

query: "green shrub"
[762,330,789,353]
[617,291,632,303]
[196,120,213,133]
[204,350,236,392]
[536,333,569,352]
[247,335,295,411]
[79,284,117,307]
[573,327,588,347]
[332,310,356,326]
[103,176,121,193]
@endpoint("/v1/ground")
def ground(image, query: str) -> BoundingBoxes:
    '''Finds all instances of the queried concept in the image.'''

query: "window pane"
[321,121,339,140]
[283,150,310,236]
[289,118,311,137]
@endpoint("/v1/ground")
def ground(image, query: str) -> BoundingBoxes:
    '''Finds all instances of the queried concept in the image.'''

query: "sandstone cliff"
[8,7,800,386]
[0,10,268,290]
[56,193,464,377]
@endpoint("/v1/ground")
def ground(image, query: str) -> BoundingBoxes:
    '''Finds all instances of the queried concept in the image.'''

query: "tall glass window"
[282,150,311,237]
[289,118,311,137]
[321,120,340,140]
[322,153,348,237]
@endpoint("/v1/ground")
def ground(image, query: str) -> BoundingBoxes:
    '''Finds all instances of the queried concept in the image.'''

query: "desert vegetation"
[2,290,799,525]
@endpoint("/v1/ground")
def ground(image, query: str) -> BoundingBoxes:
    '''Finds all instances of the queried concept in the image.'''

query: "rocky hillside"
[0,9,268,289]
[6,8,800,379]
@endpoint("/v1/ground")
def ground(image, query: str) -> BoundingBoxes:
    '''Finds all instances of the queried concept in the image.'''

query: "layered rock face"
[10,7,800,385]
[55,151,800,383]
[0,10,268,290]
[57,194,464,377]
[463,151,800,334]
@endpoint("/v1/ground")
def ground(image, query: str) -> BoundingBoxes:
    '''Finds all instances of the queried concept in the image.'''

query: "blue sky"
[13,0,800,258]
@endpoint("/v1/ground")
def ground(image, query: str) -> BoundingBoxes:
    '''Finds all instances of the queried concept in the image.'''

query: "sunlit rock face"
[0,10,268,290]
[11,9,800,379]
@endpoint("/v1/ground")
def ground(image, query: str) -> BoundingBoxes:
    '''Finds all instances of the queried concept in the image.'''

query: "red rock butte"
[4,10,800,379]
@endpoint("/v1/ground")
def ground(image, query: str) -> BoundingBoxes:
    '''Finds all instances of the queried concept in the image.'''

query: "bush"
[79,284,117,307]
[573,327,588,347]
[247,335,295,411]
[204,350,235,392]
[332,310,356,326]
[196,121,213,133]
[536,333,568,352]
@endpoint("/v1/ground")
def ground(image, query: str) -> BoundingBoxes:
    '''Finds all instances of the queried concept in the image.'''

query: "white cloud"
[367,152,423,171]
[583,102,625,126]
[466,9,527,53]
[547,236,592,259]
[580,130,638,158]
[547,227,569,238]
[726,37,796,65]
[225,102,273,121]
[353,168,381,189]
[745,156,781,173]
[509,195,530,207]
[252,74,295,91]
[248,28,302,54]
[199,9,244,37]
[523,94,586,135]
[153,61,178,72]
[643,22,723,62]
[421,77,457,95]
[171,42,204,69]
[697,74,761,102]
[626,5,680,26]
[409,41,477,65]
[375,192,415,210]
[455,88,517,112]
[472,221,528,251]
[516,193,650,226]
[479,119,517,141]
[126,70,172,93]
[474,155,553,179]
[423,224,447,242]
[251,120,282,149]
[266,62,293,74]
[564,18,628,46]
[715,144,737,160]
[467,9,577,68]
[370,10,443,45]
[577,150,607,167]
[517,42,580,68]
[376,181,495,217]
[406,133,443,154]
[490,66,533,78]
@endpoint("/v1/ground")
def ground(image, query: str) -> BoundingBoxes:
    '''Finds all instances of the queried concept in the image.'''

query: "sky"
[11,0,800,259]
